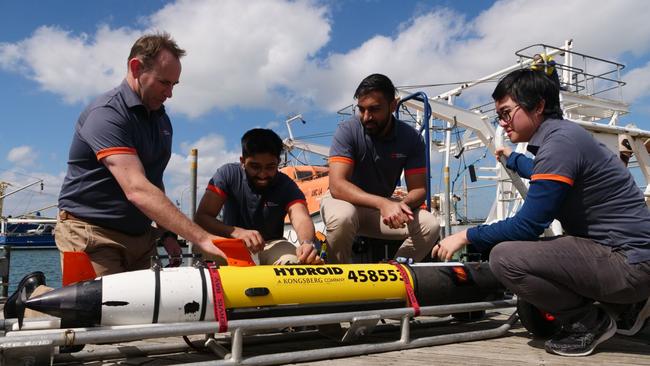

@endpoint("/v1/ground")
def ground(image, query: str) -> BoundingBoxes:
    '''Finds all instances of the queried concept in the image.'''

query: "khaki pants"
[196,239,299,265]
[320,195,440,264]
[55,211,159,277]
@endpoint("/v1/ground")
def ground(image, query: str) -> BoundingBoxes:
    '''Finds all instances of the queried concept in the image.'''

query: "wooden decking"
[46,308,650,365]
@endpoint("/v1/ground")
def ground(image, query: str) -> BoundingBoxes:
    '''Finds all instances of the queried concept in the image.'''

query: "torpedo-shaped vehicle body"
[24,262,505,328]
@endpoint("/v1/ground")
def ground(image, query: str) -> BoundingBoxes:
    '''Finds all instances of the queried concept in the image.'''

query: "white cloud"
[265,121,280,130]
[297,0,650,111]
[163,134,240,213]
[7,146,38,166]
[0,25,136,105]
[623,61,650,102]
[151,0,331,117]
[2,0,650,117]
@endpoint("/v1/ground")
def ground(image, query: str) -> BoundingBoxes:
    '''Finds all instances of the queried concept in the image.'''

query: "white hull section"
[102,267,214,325]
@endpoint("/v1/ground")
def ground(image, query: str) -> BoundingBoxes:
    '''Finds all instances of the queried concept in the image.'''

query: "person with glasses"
[321,73,440,264]
[433,68,650,357]
[194,128,323,265]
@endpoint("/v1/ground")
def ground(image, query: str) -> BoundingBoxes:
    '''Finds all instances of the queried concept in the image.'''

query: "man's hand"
[195,236,228,261]
[296,243,324,265]
[495,146,512,161]
[431,229,469,262]
[231,227,265,253]
[380,200,414,229]
[162,237,183,267]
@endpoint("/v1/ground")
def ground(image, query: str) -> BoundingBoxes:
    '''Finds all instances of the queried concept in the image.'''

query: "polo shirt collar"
[119,79,166,117]
[526,118,558,155]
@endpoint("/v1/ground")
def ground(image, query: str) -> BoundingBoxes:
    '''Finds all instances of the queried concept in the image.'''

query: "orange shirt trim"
[96,147,137,161]
[329,156,354,165]
[207,184,227,198]
[531,174,574,186]
[405,167,426,176]
[286,199,307,211]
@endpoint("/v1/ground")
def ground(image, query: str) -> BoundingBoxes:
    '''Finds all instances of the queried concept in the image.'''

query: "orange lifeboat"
[280,165,329,222]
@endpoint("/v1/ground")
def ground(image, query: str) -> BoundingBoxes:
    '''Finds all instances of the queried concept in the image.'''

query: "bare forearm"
[292,215,316,244]
[402,187,426,209]
[194,213,237,238]
[330,180,388,210]
[127,182,211,244]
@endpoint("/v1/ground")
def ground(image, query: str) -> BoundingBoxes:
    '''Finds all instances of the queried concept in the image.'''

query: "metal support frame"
[395,92,432,211]
[398,97,529,224]
[396,40,650,228]
[1,299,516,365]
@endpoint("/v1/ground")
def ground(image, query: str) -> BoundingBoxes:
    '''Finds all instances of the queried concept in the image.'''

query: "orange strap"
[207,263,228,332]
[389,261,420,316]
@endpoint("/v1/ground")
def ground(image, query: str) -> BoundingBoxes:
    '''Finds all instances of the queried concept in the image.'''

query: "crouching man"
[321,73,440,264]
[195,128,322,265]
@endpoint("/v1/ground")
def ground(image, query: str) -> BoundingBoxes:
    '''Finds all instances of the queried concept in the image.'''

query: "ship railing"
[396,39,650,232]
[514,42,626,101]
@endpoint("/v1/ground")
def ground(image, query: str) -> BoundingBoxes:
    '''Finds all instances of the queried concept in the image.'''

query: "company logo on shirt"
[162,129,172,136]
[265,201,279,207]
[390,153,407,159]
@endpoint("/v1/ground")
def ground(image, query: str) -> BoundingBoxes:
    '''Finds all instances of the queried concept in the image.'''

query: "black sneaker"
[3,271,46,319]
[617,298,650,336]
[544,310,616,357]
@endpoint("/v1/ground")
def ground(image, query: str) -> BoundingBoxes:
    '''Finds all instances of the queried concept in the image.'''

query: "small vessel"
[0,179,57,249]
[279,165,329,218]
[0,218,57,249]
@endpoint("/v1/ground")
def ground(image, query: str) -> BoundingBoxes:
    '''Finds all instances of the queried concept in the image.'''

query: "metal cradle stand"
[0,299,517,365]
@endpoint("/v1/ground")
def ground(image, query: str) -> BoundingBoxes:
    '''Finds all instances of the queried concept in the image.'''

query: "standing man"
[433,69,650,357]
[56,32,226,276]
[321,73,440,264]
[195,128,322,265]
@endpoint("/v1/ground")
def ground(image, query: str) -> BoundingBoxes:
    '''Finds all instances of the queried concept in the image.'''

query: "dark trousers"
[489,236,650,324]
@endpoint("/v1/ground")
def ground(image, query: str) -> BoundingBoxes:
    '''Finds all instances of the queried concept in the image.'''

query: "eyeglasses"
[496,105,521,123]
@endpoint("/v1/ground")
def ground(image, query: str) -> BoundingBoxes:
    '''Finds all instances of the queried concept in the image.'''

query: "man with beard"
[195,128,322,265]
[320,73,440,264]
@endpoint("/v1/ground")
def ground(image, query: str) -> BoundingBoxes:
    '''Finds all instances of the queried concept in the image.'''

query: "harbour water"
[4,246,174,294]
[6,248,61,293]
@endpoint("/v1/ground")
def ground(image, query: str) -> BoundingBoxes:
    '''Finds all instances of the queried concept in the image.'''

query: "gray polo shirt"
[59,80,172,235]
[206,163,306,240]
[529,118,650,263]
[329,116,426,197]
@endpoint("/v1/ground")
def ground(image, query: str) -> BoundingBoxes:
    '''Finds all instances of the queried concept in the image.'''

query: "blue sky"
[1,0,650,218]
